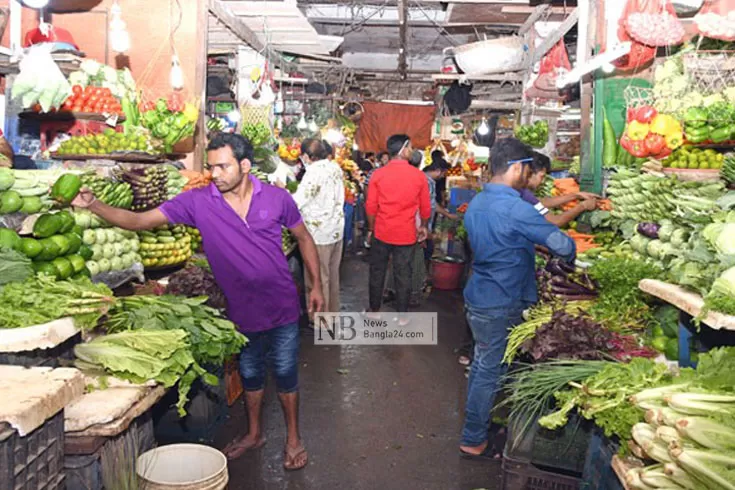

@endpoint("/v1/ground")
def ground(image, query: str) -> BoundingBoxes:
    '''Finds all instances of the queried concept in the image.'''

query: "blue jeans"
[239,323,300,393]
[460,305,524,447]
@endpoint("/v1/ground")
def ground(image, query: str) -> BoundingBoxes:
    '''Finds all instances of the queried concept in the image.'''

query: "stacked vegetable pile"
[621,109,683,160]
[536,258,598,302]
[60,85,123,117]
[724,155,735,187]
[165,165,187,199]
[165,264,225,310]
[277,139,301,161]
[514,120,549,148]
[180,170,211,191]
[115,165,168,211]
[242,123,277,173]
[664,146,724,170]
[138,225,192,268]
[67,60,137,102]
[186,227,202,253]
[625,347,735,490]
[79,171,134,209]
[22,211,89,280]
[0,275,114,329]
[74,209,141,277]
[0,168,52,215]
[56,130,161,156]
[683,102,735,144]
[139,96,198,153]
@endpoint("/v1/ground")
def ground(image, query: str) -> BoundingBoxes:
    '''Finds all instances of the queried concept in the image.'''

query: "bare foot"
[284,441,308,471]
[459,441,488,456]
[222,434,266,460]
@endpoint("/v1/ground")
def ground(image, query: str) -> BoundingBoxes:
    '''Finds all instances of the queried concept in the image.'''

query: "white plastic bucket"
[137,444,228,490]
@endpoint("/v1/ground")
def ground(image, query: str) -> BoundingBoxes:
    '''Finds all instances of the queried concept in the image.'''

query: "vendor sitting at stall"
[71,132,323,472]
[520,151,599,227]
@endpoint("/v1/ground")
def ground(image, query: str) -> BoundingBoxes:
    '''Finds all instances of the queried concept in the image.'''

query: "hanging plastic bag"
[694,0,735,41]
[623,0,686,47]
[11,44,71,112]
[533,40,571,93]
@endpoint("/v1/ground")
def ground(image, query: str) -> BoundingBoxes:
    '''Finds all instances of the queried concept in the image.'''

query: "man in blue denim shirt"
[459,138,575,459]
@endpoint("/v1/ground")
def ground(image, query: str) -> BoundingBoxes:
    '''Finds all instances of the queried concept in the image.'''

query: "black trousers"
[369,238,414,313]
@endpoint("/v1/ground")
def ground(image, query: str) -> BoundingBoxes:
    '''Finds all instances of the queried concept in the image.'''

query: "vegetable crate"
[0,332,80,368]
[505,412,593,476]
[580,427,624,490]
[502,454,580,490]
[0,411,65,490]
[64,413,155,490]
[39,120,122,152]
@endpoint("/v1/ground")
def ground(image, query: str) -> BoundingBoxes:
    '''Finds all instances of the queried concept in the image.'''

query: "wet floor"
[215,253,503,490]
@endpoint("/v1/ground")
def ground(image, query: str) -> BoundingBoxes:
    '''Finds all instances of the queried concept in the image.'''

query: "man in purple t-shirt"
[72,133,323,471]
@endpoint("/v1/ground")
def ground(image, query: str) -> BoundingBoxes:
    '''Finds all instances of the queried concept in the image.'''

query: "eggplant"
[637,222,660,239]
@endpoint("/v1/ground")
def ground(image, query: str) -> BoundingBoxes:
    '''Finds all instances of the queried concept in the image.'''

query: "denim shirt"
[463,183,575,311]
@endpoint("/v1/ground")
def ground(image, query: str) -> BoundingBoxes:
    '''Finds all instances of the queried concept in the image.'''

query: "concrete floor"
[215,254,503,490]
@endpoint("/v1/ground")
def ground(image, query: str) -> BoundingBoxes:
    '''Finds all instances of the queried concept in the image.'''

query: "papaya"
[33,214,63,238]
[50,174,82,205]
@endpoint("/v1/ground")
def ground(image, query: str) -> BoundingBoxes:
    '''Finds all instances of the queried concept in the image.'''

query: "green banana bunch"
[81,173,134,209]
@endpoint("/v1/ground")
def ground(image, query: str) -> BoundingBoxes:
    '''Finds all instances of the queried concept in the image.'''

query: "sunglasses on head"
[507,157,533,167]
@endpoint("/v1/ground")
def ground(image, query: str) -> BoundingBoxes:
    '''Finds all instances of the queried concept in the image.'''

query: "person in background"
[521,151,599,226]
[355,150,373,173]
[365,152,376,168]
[431,150,450,207]
[292,139,346,315]
[362,150,389,249]
[366,135,431,318]
[460,138,575,460]
[72,133,324,471]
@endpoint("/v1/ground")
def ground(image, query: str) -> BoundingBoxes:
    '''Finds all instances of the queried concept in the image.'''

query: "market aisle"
[215,253,501,490]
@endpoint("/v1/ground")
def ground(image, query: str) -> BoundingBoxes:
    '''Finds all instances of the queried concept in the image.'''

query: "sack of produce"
[694,0,735,41]
[534,40,571,93]
[11,44,71,113]
[622,0,685,47]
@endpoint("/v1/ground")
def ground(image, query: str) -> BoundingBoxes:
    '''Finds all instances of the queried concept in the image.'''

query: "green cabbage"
[703,223,735,256]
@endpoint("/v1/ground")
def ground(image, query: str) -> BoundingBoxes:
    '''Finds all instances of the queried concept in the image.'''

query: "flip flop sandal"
[459,444,500,461]
[223,437,266,460]
[284,445,308,471]
[458,356,471,366]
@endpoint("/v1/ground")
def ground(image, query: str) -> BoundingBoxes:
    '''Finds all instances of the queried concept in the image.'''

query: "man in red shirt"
[366,134,432,314]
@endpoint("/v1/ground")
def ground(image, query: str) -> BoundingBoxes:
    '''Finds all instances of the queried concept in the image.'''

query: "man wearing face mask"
[459,138,575,460]
[366,134,432,316]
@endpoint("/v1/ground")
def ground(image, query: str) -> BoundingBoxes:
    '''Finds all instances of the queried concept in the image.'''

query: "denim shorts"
[238,323,300,393]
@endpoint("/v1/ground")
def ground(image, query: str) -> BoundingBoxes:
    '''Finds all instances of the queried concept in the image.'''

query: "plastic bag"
[623,0,685,47]
[611,3,657,71]
[694,0,735,41]
[11,45,71,112]
[534,40,571,93]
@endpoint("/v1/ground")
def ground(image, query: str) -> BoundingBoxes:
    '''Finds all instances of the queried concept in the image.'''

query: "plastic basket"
[580,427,623,490]
[506,412,593,476]
[502,454,581,490]
[0,411,65,490]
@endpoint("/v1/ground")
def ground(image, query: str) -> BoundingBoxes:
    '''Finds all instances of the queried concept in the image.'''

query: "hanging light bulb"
[22,0,49,9]
[274,91,284,114]
[170,54,184,90]
[308,119,318,132]
[477,117,490,136]
[297,115,308,130]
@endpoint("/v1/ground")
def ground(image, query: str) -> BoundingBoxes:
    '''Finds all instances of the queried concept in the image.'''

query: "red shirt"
[366,159,432,246]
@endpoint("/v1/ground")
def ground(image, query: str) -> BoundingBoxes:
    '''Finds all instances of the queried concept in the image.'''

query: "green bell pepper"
[710,126,731,143]
[684,107,708,128]
[155,123,170,138]
[686,126,710,143]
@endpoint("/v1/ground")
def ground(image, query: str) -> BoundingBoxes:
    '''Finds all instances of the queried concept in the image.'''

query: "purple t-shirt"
[159,176,303,333]
[519,188,549,216]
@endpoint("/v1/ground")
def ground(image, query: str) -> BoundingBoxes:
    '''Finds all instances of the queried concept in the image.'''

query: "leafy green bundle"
[74,329,216,416]
[0,275,114,329]
[105,295,247,366]
[588,256,664,330]
[0,247,33,286]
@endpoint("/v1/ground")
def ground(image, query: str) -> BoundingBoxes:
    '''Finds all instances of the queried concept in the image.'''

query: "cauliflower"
[68,71,88,87]
[80,59,101,77]
[102,65,117,82]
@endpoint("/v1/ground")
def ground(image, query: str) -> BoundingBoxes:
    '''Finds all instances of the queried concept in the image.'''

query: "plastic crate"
[64,413,155,490]
[502,454,581,490]
[0,411,65,490]
[581,427,624,490]
[0,332,80,368]
[506,412,593,475]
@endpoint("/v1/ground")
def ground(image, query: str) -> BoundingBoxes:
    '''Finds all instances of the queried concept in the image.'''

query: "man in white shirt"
[292,139,346,314]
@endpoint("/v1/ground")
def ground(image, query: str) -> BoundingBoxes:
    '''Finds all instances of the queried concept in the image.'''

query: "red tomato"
[72,104,83,112]
[101,88,111,97]
[72,85,83,96]
[84,86,95,95]
[62,100,74,111]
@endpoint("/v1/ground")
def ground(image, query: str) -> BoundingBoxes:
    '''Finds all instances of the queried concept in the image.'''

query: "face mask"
[409,150,423,166]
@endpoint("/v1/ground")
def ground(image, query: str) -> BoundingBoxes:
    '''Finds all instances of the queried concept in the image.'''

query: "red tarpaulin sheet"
[356,101,435,153]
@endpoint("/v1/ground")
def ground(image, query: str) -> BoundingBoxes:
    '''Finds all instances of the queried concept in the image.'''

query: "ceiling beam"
[398,0,408,80]
[531,8,578,65]
[470,100,522,110]
[518,4,549,35]
[431,72,524,82]
[208,0,264,51]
